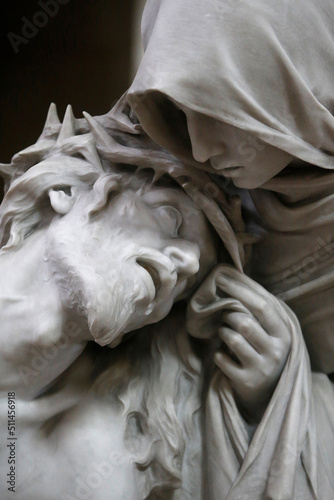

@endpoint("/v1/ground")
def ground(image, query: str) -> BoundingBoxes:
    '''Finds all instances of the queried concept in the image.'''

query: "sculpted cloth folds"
[126,0,334,374]
[127,0,334,170]
[187,266,334,500]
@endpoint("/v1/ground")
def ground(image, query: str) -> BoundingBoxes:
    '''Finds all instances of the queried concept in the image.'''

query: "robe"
[187,265,334,500]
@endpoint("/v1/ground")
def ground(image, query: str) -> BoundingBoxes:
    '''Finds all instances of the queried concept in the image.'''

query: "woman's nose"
[186,114,224,163]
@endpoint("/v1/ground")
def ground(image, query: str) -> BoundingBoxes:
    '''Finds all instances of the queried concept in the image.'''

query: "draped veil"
[128,0,334,169]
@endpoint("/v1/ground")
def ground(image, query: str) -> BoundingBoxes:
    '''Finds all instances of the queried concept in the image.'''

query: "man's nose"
[163,244,200,284]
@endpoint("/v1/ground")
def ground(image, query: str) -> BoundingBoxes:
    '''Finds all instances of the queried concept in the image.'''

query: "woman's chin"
[232,176,269,189]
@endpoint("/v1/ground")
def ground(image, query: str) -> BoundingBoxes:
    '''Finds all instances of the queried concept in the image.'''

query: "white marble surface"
[2,0,334,489]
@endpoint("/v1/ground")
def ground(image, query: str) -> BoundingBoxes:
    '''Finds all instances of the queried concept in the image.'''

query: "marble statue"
[127,0,334,374]
[2,0,334,497]
[125,0,334,497]
[1,95,334,499]
[0,94,232,499]
[0,101,276,498]
[0,101,219,499]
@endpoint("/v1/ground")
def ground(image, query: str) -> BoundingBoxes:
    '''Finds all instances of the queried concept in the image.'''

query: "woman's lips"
[210,157,243,174]
[220,166,243,177]
[211,162,244,177]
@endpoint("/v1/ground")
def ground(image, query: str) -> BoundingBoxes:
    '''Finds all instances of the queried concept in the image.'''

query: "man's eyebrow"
[144,192,199,215]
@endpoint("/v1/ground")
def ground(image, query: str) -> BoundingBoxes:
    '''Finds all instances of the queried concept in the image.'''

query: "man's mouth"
[137,260,162,298]
[136,254,177,303]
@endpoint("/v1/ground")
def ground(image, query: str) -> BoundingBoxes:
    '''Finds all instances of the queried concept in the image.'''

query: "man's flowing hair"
[92,307,204,499]
[0,96,250,269]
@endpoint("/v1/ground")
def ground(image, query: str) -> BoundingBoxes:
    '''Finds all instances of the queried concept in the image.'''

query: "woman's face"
[178,105,293,189]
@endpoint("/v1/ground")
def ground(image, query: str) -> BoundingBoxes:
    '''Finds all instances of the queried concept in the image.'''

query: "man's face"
[47,184,216,346]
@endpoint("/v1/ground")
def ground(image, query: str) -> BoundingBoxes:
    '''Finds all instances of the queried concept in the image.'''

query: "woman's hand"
[187,265,292,424]
[213,268,291,423]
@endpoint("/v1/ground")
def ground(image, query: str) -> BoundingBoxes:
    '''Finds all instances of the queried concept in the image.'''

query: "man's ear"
[48,187,77,215]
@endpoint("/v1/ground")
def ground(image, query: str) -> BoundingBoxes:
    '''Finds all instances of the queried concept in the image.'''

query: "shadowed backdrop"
[1,0,142,197]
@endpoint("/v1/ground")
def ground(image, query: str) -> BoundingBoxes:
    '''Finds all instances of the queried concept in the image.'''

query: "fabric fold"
[128,0,334,171]
[187,265,334,499]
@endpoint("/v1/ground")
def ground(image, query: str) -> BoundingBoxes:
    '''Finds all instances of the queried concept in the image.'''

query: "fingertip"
[214,351,223,367]
[218,326,225,339]
[214,350,221,361]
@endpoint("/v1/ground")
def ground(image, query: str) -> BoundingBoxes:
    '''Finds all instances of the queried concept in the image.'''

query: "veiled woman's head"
[174,103,293,188]
[128,0,334,188]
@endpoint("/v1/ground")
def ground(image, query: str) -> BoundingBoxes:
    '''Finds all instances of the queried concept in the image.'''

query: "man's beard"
[45,226,149,347]
[81,266,140,346]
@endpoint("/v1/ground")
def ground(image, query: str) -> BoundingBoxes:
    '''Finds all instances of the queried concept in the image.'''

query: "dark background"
[1,0,136,199]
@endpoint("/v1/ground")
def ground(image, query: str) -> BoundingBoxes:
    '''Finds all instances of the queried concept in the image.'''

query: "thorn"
[152,170,164,184]
[83,111,117,151]
[47,103,60,126]
[38,102,61,141]
[57,105,76,143]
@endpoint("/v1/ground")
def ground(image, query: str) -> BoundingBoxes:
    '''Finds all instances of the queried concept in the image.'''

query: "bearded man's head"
[0,100,247,345]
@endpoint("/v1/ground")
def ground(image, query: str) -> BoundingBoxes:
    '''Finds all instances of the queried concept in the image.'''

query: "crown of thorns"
[0,97,251,270]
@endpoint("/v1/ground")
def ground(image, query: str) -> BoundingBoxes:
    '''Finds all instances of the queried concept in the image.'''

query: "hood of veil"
[128,0,334,170]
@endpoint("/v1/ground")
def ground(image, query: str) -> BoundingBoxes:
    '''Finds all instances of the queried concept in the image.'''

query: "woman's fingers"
[218,326,260,365]
[221,311,271,354]
[215,272,288,338]
[214,349,243,383]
